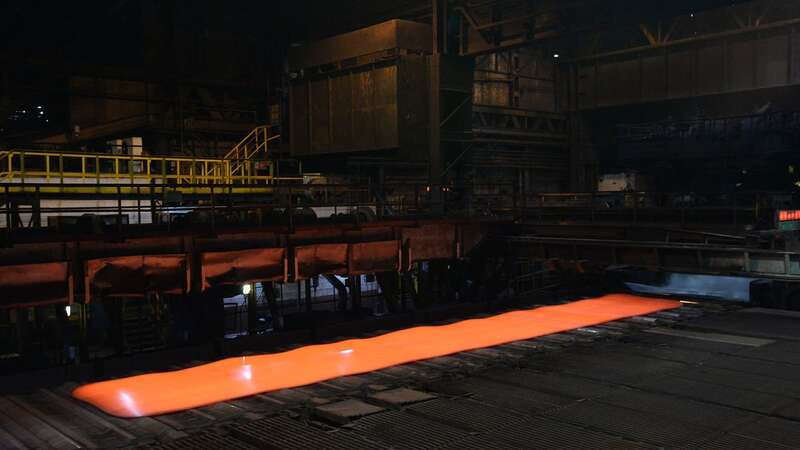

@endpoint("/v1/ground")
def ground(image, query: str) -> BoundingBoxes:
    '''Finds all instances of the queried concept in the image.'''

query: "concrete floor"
[1,302,799,449]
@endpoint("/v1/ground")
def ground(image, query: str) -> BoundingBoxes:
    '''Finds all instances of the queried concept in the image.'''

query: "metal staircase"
[224,125,279,184]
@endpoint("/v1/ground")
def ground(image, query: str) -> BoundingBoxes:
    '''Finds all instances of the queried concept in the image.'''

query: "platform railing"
[0,148,281,186]
[224,125,280,184]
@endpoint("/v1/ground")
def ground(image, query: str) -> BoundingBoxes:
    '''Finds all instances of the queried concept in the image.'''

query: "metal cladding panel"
[85,254,188,299]
[288,19,432,70]
[350,240,401,275]
[310,79,331,152]
[352,69,379,151]
[374,65,399,149]
[697,44,725,95]
[201,248,287,291]
[402,224,457,262]
[398,55,429,159]
[330,74,354,152]
[728,39,755,91]
[793,32,800,84]
[290,84,309,154]
[0,262,71,308]
[667,50,695,98]
[641,55,667,100]
[294,243,349,280]
[756,34,789,88]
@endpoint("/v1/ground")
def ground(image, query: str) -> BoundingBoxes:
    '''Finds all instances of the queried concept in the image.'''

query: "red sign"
[779,210,800,222]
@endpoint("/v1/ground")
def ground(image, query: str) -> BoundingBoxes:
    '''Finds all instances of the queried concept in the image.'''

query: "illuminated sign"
[779,210,800,222]
[778,210,800,230]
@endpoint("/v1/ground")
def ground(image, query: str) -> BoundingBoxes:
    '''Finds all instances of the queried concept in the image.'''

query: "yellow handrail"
[0,126,284,187]
[224,126,280,185]
[0,149,274,186]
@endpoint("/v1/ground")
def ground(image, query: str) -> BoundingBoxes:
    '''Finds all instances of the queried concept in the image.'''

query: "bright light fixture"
[65,305,72,317]
[553,53,560,58]
[242,284,252,296]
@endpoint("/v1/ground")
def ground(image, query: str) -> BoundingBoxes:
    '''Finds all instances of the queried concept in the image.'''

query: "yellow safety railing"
[0,126,297,193]
[0,149,275,185]
[224,125,279,184]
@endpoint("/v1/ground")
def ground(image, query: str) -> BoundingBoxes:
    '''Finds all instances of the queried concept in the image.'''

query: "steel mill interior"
[1,1,800,449]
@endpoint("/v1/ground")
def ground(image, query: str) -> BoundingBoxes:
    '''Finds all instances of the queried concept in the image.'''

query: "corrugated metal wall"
[578,26,800,109]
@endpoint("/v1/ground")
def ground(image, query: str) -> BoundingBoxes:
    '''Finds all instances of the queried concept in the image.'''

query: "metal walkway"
[0,126,298,196]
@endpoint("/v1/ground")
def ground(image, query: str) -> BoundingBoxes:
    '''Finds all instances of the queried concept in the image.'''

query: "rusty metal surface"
[294,243,349,280]
[201,248,287,290]
[403,224,457,261]
[350,240,401,275]
[0,261,71,308]
[0,220,485,296]
[287,19,431,70]
[85,255,188,299]
[291,63,402,156]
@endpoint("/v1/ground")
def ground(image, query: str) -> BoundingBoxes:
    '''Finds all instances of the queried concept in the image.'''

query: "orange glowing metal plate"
[73,294,680,418]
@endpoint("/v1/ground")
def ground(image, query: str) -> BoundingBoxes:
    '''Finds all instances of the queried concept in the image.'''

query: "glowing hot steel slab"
[73,294,681,417]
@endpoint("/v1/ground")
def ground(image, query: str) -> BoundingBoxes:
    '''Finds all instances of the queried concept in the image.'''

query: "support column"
[350,275,362,314]
[304,279,312,313]
[246,286,258,335]
[263,281,282,331]
[429,0,443,213]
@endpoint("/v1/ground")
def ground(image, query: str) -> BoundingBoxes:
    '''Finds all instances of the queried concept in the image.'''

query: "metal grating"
[545,400,711,447]
[526,348,688,384]
[732,416,800,448]
[406,398,527,432]
[738,344,800,365]
[229,414,385,450]
[596,388,754,430]
[464,417,654,450]
[479,367,613,400]
[153,410,217,430]
[132,431,256,450]
[227,395,287,414]
[443,377,570,413]
[7,390,135,448]
[631,332,751,354]
[635,375,794,414]
[349,409,468,449]
[377,363,444,381]
[53,383,187,442]
[193,402,249,421]
[679,367,800,397]
[704,354,800,382]
[619,341,714,364]
[683,432,795,450]
[0,396,82,450]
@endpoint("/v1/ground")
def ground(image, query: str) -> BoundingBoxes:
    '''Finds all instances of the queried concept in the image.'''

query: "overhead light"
[65,305,72,317]
[242,284,252,296]
[553,53,560,58]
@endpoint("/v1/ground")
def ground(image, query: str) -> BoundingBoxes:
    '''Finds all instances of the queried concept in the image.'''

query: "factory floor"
[1,302,799,449]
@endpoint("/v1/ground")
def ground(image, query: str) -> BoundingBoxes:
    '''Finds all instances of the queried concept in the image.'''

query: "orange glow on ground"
[73,294,681,418]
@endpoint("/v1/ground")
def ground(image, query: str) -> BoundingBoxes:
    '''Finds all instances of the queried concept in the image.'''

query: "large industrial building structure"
[1,0,800,448]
